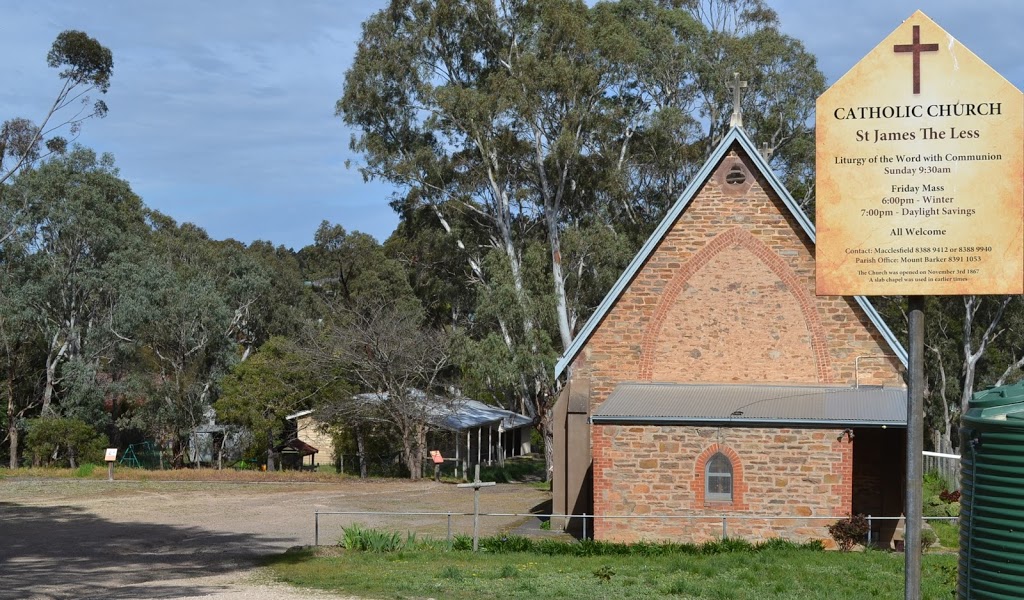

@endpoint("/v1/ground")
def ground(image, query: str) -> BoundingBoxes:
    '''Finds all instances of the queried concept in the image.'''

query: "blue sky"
[3,1,1022,250]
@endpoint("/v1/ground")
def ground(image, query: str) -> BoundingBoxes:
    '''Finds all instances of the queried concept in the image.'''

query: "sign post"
[816,11,1023,599]
[104,448,118,481]
[457,464,495,551]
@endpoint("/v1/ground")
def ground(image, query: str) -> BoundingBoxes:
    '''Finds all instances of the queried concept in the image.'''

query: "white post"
[488,427,492,465]
[455,435,461,479]
[477,427,482,465]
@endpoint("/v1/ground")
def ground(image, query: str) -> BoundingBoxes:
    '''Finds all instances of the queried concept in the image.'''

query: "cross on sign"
[893,25,938,95]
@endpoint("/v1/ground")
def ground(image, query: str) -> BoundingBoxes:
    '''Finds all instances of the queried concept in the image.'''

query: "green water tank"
[959,381,1024,599]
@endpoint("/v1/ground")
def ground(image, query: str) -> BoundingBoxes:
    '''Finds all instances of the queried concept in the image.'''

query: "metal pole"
[315,511,319,547]
[583,513,587,540]
[868,515,873,547]
[447,512,452,543]
[722,516,727,539]
[906,295,925,600]
[473,464,481,552]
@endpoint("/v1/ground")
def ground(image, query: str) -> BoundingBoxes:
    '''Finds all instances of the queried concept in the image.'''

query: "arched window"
[705,453,733,502]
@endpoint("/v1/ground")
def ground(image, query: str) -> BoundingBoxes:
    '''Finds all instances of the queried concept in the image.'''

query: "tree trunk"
[41,337,68,415]
[6,371,17,469]
[266,427,276,472]
[402,433,420,481]
[356,425,368,479]
[541,406,554,483]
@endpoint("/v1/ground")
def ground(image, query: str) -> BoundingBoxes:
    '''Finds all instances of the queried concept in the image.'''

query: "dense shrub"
[25,417,107,468]
[828,515,869,551]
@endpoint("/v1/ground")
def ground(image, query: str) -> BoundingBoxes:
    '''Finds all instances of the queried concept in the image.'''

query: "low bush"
[828,515,869,551]
[339,527,823,557]
[921,528,938,552]
[340,524,412,552]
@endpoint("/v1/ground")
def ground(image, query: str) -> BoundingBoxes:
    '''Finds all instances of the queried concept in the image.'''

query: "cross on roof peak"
[728,72,747,128]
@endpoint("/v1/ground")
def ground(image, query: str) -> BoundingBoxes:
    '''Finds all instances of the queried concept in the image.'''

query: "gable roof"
[555,127,908,378]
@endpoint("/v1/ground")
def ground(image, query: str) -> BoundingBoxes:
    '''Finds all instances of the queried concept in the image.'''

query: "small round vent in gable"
[725,165,746,185]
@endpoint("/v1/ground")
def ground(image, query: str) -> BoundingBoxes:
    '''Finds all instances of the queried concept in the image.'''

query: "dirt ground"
[0,477,551,600]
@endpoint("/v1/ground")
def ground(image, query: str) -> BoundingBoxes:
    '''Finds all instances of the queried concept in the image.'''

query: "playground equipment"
[118,441,160,469]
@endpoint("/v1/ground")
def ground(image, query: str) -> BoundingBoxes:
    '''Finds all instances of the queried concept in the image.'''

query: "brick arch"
[637,227,834,382]
[691,443,748,510]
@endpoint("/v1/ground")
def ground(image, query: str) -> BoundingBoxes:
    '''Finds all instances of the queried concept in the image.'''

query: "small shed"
[286,409,336,467]
[278,438,319,471]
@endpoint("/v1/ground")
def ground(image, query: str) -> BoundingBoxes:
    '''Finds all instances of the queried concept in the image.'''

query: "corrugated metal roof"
[591,383,907,427]
[436,399,533,432]
[352,390,533,432]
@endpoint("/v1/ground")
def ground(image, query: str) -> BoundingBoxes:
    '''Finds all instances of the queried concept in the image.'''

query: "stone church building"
[552,126,908,546]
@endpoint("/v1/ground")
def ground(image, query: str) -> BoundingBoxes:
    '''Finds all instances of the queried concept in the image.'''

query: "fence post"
[722,516,727,539]
[447,512,452,543]
[315,511,319,547]
[867,515,873,547]
[583,513,588,540]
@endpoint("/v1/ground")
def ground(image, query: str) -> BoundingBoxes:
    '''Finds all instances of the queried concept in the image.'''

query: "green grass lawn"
[267,544,958,599]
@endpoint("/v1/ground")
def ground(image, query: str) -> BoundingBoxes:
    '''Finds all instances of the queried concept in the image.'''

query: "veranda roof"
[591,383,907,428]
[437,399,533,432]
[312,390,532,432]
[279,438,319,455]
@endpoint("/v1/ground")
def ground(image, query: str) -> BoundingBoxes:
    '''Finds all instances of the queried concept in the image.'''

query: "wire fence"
[924,450,961,490]
[312,510,958,548]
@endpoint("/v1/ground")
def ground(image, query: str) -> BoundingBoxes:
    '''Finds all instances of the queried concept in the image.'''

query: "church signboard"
[816,10,1023,296]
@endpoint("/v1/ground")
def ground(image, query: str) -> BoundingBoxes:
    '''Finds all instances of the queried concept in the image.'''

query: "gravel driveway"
[0,477,550,599]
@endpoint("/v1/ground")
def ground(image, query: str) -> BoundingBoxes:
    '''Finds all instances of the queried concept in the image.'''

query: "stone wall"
[569,146,905,413]
[592,424,853,544]
[558,142,905,545]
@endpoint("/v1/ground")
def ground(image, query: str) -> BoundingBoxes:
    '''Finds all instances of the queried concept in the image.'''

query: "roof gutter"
[589,415,907,428]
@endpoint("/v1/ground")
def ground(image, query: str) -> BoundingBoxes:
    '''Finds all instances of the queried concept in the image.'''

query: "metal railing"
[313,510,958,547]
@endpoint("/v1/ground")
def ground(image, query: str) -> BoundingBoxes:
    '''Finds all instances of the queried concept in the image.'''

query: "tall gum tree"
[339,0,825,477]
[1,30,113,245]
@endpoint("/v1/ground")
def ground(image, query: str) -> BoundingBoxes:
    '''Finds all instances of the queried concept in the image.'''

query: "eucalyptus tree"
[0,244,44,467]
[877,294,1024,460]
[1,30,113,244]
[119,220,239,466]
[7,148,148,417]
[339,0,826,476]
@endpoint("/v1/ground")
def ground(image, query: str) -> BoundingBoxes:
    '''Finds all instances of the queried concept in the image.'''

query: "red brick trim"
[592,426,611,537]
[691,443,748,510]
[637,227,835,383]
[832,436,854,516]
